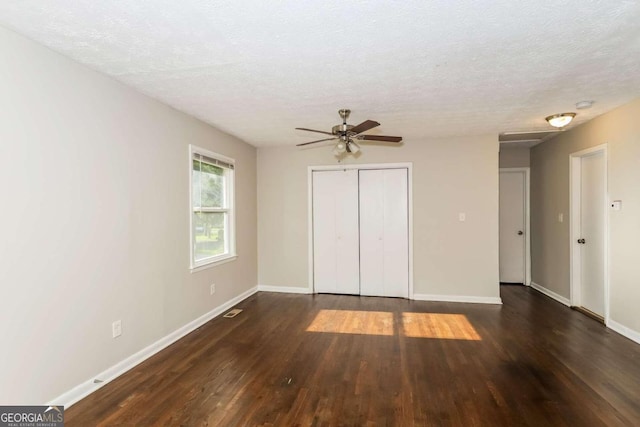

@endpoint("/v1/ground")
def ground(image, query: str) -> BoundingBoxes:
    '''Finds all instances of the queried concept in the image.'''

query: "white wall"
[531,98,640,335]
[258,136,500,300]
[499,145,530,168]
[0,26,257,404]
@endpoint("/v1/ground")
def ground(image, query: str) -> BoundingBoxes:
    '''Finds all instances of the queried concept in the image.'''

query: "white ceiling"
[1,1,640,147]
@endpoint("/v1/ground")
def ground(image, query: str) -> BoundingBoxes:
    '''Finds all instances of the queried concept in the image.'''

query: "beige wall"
[258,136,500,299]
[0,26,257,403]
[531,98,640,333]
[499,145,530,168]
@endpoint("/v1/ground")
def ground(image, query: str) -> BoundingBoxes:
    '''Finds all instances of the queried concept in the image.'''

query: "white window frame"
[189,144,237,272]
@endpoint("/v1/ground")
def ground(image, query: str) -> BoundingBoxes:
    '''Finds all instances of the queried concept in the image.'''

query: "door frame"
[307,162,414,298]
[499,167,531,286]
[569,144,609,323]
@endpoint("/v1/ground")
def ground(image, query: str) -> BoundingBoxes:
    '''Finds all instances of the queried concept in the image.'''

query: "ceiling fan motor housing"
[332,124,355,135]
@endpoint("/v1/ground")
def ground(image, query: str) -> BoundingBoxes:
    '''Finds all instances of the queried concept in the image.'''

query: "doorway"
[499,168,530,285]
[570,145,608,322]
[309,163,413,298]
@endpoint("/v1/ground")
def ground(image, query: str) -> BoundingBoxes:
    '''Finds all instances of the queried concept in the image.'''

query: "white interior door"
[579,152,605,316]
[312,170,360,294]
[359,168,409,298]
[499,171,526,284]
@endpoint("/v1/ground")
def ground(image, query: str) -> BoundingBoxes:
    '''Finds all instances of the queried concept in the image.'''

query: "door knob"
[517,231,524,235]
[577,238,586,244]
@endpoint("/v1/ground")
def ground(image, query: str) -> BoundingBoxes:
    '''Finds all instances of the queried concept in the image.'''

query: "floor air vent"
[223,309,243,318]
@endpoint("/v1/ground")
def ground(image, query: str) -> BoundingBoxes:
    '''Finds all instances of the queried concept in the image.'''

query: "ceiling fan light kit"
[347,141,360,154]
[332,141,346,156]
[296,109,402,157]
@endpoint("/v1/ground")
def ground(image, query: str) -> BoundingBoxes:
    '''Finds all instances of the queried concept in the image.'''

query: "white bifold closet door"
[312,170,360,294]
[359,169,409,298]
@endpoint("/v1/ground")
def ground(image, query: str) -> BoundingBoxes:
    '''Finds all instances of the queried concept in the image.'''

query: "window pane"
[193,212,227,261]
[193,160,226,208]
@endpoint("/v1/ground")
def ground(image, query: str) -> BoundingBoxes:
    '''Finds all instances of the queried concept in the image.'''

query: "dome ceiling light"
[545,112,576,128]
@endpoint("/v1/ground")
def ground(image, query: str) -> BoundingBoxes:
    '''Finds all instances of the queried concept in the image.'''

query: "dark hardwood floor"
[66,286,640,426]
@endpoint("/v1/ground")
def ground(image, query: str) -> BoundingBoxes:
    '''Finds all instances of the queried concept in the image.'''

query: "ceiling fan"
[296,109,402,156]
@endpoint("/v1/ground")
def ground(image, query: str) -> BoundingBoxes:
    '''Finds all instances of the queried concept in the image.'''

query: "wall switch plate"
[210,284,216,295]
[112,320,122,338]
[458,213,466,222]
[611,200,622,211]
[558,213,563,223]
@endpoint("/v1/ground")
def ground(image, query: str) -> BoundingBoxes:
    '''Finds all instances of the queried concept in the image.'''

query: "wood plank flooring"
[66,286,640,426]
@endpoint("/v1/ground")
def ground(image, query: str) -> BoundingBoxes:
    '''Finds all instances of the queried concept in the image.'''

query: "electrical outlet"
[210,284,216,295]
[458,212,466,222]
[112,320,122,338]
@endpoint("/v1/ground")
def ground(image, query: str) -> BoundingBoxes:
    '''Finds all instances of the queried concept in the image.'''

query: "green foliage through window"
[193,212,226,259]
[190,147,234,266]
[192,160,225,208]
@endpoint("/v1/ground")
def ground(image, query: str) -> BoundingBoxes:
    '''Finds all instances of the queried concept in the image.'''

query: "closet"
[312,167,409,298]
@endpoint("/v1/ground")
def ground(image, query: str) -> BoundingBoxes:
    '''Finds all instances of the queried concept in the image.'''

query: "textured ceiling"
[1,1,640,147]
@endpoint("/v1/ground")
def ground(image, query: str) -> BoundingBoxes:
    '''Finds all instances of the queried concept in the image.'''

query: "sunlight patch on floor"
[306,310,394,336]
[306,310,481,340]
[402,313,481,340]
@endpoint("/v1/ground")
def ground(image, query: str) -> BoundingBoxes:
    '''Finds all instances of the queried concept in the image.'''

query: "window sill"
[190,254,238,273]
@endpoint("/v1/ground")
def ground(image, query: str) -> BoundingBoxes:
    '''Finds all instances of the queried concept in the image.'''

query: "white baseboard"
[258,285,311,294]
[529,284,640,347]
[607,319,640,345]
[412,294,502,305]
[48,286,258,408]
[530,282,571,307]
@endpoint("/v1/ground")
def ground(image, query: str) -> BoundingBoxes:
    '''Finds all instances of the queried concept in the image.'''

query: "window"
[189,145,236,270]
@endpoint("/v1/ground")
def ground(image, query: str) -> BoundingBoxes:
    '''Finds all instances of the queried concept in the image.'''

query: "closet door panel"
[358,170,385,296]
[312,170,360,294]
[359,169,409,297]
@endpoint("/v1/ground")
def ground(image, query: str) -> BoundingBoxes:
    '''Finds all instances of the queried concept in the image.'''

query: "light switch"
[558,213,563,223]
[459,213,466,222]
[611,200,622,211]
